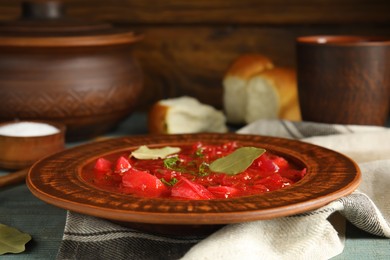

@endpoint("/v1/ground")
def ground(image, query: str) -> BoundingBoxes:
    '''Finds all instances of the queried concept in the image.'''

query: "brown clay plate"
[27,133,360,226]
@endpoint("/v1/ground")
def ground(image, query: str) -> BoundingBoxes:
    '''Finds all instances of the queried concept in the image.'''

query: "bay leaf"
[131,145,181,160]
[209,147,266,175]
[0,223,32,255]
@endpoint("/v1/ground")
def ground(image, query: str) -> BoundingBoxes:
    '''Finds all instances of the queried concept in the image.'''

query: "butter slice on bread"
[148,96,228,134]
[223,54,301,124]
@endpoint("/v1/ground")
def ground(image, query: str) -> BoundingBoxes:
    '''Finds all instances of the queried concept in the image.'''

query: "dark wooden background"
[1,0,389,111]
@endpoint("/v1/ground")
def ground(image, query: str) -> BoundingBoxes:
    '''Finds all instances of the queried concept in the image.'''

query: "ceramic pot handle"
[21,0,65,20]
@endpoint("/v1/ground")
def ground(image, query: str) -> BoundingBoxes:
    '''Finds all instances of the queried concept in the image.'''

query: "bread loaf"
[246,67,301,123]
[223,54,274,124]
[223,54,301,124]
[148,96,228,134]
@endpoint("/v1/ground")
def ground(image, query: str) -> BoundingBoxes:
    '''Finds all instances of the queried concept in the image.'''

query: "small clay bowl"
[0,120,66,170]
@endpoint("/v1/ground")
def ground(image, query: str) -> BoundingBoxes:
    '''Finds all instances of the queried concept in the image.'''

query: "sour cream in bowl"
[0,121,65,170]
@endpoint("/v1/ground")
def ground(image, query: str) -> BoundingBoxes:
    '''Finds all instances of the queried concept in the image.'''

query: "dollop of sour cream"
[0,122,60,137]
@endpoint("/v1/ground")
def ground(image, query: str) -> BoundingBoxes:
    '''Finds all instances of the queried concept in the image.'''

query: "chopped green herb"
[163,156,180,170]
[161,177,178,186]
[198,162,210,176]
[195,148,204,157]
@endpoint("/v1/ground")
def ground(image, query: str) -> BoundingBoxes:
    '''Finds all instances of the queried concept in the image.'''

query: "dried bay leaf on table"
[0,223,32,255]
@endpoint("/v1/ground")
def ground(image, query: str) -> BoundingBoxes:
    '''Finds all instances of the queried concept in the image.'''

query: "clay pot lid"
[0,1,142,47]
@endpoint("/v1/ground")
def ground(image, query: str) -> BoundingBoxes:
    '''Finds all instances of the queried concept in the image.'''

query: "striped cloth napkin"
[57,120,390,260]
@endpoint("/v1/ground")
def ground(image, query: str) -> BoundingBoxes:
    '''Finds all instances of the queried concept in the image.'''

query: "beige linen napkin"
[181,120,390,260]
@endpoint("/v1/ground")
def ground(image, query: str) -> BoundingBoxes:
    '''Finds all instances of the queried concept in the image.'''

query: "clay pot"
[0,1,143,140]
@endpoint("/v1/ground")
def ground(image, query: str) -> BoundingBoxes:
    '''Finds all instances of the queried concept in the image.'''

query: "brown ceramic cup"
[296,35,390,125]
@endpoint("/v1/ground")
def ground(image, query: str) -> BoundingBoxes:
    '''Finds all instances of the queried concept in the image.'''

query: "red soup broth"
[81,142,307,200]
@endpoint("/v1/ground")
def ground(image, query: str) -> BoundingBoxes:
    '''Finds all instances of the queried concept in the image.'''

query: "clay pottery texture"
[0,1,143,140]
[296,35,390,126]
[27,133,360,236]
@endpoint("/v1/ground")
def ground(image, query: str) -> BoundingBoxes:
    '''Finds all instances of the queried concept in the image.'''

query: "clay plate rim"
[26,133,361,225]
